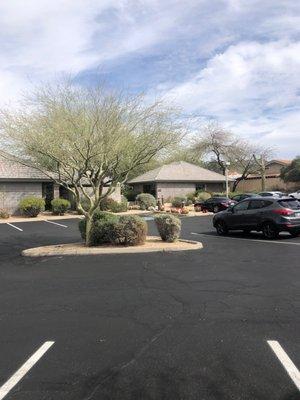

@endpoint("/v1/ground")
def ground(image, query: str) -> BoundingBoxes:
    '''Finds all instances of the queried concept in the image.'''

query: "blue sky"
[0,0,300,157]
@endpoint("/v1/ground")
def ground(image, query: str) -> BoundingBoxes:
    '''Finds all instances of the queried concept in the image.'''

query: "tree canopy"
[280,157,300,182]
[0,81,184,244]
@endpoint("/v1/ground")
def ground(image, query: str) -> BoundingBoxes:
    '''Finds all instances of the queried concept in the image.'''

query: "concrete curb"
[22,237,203,257]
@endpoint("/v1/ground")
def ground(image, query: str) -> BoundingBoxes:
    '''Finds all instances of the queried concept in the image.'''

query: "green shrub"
[100,197,128,213]
[0,209,9,219]
[154,214,181,242]
[19,196,45,217]
[195,191,211,201]
[136,193,156,210]
[186,199,193,206]
[109,215,147,246]
[186,192,196,202]
[51,198,70,215]
[79,211,119,245]
[171,196,186,208]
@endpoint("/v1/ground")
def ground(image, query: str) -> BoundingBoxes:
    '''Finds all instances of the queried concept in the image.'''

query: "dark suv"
[213,197,300,239]
[194,197,236,213]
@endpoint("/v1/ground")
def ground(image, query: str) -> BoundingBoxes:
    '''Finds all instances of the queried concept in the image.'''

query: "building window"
[195,183,205,191]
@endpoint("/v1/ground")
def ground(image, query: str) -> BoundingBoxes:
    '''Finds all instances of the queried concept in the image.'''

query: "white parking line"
[267,340,300,391]
[0,341,55,400]
[190,232,300,246]
[6,223,23,232]
[44,220,68,228]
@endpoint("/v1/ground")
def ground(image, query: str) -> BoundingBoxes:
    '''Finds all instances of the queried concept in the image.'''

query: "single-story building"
[232,159,298,192]
[0,151,121,215]
[128,161,230,200]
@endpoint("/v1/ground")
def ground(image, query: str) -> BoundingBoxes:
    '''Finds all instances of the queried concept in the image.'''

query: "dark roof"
[128,161,230,184]
[0,151,52,181]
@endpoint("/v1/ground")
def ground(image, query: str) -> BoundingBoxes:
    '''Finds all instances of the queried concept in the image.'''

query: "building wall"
[156,182,195,201]
[156,182,225,200]
[236,176,298,192]
[0,182,43,215]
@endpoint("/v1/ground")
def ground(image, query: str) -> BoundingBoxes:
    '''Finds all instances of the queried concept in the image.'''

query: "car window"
[233,201,250,211]
[278,199,300,209]
[259,192,271,197]
[248,200,272,209]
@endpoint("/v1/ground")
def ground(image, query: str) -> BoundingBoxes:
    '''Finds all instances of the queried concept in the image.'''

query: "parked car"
[213,197,300,239]
[258,191,285,198]
[231,193,258,202]
[289,190,300,200]
[194,197,237,213]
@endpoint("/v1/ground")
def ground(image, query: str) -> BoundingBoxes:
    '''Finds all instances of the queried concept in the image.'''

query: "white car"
[289,190,300,200]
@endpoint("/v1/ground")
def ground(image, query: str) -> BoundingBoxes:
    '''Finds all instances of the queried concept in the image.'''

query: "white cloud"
[164,40,300,156]
[0,0,299,156]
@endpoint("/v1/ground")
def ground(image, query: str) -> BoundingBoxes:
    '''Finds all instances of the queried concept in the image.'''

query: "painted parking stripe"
[190,232,300,246]
[44,220,68,228]
[6,223,23,232]
[267,340,300,391]
[0,341,55,400]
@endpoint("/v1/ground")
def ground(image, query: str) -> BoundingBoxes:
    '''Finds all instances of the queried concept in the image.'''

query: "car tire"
[213,205,220,213]
[262,222,279,239]
[215,221,228,236]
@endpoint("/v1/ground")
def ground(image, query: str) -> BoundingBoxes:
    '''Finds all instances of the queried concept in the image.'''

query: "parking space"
[0,215,299,399]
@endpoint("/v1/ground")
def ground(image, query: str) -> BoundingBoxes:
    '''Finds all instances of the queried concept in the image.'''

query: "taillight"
[272,208,294,216]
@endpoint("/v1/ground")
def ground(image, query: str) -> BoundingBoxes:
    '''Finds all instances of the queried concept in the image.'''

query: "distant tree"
[280,156,300,183]
[0,81,184,245]
[192,121,273,191]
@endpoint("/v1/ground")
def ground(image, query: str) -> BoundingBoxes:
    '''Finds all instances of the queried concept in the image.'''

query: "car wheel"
[213,205,220,213]
[262,222,279,239]
[289,230,300,238]
[215,221,228,236]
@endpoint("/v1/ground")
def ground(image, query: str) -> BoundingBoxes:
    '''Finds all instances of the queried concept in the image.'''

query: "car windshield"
[213,197,228,201]
[278,199,300,209]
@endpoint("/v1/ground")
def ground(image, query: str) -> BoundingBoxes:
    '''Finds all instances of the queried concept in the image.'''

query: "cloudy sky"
[0,0,299,157]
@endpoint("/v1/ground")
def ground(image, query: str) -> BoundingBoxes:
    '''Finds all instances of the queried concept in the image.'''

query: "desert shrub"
[171,196,186,208]
[136,193,156,210]
[122,186,136,201]
[195,191,211,201]
[181,207,189,214]
[155,214,181,242]
[51,198,70,215]
[19,197,45,217]
[79,211,119,245]
[0,209,9,219]
[186,192,196,202]
[109,215,147,246]
[100,197,128,213]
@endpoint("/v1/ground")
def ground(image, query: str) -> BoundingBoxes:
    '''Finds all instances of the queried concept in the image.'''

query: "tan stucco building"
[128,161,229,200]
[233,160,298,192]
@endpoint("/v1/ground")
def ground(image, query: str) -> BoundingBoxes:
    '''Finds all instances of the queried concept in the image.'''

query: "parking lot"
[0,216,299,400]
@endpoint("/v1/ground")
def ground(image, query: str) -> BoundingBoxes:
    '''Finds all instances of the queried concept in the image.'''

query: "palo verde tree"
[0,81,183,245]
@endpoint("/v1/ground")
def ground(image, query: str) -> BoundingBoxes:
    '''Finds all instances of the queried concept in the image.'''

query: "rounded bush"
[154,214,181,242]
[79,211,119,245]
[19,197,45,217]
[100,197,128,213]
[171,196,186,208]
[109,215,147,246]
[136,193,156,210]
[0,209,9,219]
[195,191,211,201]
[51,198,70,215]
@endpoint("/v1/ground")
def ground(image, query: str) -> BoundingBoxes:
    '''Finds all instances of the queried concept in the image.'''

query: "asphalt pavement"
[0,216,299,400]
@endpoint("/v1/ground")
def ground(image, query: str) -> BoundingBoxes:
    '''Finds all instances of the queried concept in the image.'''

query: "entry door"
[42,182,54,210]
